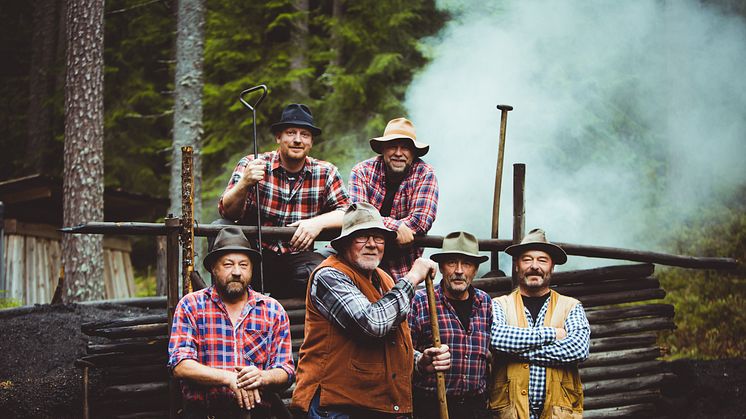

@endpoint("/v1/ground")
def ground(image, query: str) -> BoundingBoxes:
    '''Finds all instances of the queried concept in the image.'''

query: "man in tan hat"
[291,202,450,417]
[489,229,590,419]
[348,117,438,281]
[218,103,351,297]
[409,231,493,418]
[168,227,294,418]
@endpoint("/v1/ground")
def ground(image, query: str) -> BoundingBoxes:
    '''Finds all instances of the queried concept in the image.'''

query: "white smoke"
[407,0,746,269]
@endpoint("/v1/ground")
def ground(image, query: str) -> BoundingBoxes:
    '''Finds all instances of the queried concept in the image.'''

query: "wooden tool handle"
[425,273,449,419]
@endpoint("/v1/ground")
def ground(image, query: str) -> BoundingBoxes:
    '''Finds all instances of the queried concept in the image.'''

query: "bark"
[27,0,58,173]
[290,0,309,98]
[62,0,105,302]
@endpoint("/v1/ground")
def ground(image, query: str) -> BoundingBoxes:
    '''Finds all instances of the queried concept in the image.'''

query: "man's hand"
[238,158,266,188]
[418,345,451,373]
[288,218,323,251]
[555,328,567,340]
[236,365,265,390]
[395,224,415,246]
[227,369,261,410]
[403,258,438,287]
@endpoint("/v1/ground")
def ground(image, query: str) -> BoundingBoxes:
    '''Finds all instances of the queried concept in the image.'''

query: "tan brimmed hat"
[330,202,396,251]
[430,231,488,264]
[369,118,430,157]
[504,228,567,265]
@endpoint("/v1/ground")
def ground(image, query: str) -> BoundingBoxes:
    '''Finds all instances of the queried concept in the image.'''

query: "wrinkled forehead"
[215,252,252,265]
[519,249,553,261]
[382,138,415,150]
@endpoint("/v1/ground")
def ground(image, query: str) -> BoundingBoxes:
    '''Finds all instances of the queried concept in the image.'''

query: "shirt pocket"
[241,325,270,367]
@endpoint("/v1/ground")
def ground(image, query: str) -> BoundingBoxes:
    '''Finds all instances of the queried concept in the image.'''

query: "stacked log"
[78,263,674,418]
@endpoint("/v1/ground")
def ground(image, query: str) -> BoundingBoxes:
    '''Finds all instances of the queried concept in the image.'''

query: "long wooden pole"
[181,146,194,295]
[424,273,449,419]
[490,104,514,272]
[511,163,526,287]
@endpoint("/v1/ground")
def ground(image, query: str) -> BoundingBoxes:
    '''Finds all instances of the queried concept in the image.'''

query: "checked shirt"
[490,297,590,418]
[349,156,438,279]
[168,286,294,405]
[409,284,492,396]
[219,150,351,254]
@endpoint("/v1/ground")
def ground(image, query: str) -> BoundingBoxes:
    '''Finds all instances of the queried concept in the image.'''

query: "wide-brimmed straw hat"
[270,103,322,136]
[369,118,429,157]
[504,228,567,265]
[203,226,262,271]
[430,231,489,264]
[330,202,396,251]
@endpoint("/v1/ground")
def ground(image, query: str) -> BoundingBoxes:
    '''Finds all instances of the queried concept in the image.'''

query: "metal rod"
[60,222,739,270]
[239,85,268,294]
[512,163,526,287]
[424,272,449,419]
[491,105,513,272]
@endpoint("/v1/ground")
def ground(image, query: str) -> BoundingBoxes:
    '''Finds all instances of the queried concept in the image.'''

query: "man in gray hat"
[409,231,493,419]
[291,202,450,417]
[218,103,351,297]
[488,229,590,419]
[168,226,294,418]
[348,117,438,281]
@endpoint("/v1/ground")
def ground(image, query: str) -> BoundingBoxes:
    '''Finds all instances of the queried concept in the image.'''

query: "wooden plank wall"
[2,219,136,304]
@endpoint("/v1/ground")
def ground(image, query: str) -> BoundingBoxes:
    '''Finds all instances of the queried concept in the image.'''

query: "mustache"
[525,269,545,277]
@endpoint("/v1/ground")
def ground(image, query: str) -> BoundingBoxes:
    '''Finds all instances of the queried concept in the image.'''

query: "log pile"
[77,263,674,418]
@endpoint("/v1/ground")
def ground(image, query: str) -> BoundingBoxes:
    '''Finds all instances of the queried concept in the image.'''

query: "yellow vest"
[489,290,584,419]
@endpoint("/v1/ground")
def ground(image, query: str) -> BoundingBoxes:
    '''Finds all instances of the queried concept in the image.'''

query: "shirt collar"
[208,285,262,314]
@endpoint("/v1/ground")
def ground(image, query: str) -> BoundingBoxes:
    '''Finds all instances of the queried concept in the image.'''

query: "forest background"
[0,0,744,360]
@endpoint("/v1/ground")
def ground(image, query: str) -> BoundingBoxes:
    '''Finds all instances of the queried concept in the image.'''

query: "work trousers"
[412,387,490,419]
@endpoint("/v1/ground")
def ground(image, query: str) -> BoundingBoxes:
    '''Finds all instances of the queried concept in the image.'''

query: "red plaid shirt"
[168,286,294,406]
[349,156,438,279]
[408,284,492,396]
[219,150,351,254]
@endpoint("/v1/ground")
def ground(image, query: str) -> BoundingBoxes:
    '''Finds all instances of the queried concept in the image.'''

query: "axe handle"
[425,274,449,419]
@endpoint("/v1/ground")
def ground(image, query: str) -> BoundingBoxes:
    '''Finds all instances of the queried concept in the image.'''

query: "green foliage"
[658,185,746,359]
[133,270,157,297]
[0,291,22,309]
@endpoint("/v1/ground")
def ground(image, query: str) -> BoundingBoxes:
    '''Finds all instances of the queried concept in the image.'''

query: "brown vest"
[290,255,414,414]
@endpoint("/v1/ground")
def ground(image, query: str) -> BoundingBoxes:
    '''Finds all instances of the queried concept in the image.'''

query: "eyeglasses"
[352,234,386,245]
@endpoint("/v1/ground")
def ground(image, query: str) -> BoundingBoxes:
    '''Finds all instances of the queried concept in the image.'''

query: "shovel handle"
[239,85,268,111]
[425,273,449,419]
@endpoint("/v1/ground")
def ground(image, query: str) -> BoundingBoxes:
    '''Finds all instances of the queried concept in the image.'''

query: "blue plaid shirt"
[490,297,590,418]
[409,284,492,396]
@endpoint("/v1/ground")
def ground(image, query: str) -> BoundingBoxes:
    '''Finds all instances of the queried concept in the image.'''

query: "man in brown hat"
[348,117,438,281]
[409,231,493,418]
[291,202,451,417]
[218,103,351,297]
[488,229,590,419]
[168,226,294,418]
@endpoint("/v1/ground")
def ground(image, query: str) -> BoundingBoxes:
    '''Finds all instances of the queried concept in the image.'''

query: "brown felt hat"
[369,118,429,157]
[203,226,262,271]
[330,202,396,251]
[430,231,488,264]
[505,228,567,265]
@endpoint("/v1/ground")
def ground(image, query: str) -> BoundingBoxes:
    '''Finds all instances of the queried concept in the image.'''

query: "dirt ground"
[0,303,745,418]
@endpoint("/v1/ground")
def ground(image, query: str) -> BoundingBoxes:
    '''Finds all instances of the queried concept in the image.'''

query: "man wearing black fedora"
[409,231,493,418]
[168,227,295,418]
[218,103,351,297]
[349,117,439,282]
[488,229,590,419]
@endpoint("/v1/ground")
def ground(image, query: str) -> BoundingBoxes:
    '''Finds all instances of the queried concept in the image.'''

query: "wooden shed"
[0,174,168,304]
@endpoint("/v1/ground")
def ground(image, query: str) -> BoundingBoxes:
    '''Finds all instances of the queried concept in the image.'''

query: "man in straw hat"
[349,117,438,280]
[168,226,294,418]
[489,229,590,419]
[291,202,450,417]
[219,103,351,297]
[409,231,493,419]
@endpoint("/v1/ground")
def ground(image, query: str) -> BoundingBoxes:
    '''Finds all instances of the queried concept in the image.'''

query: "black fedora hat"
[203,227,262,271]
[270,103,322,136]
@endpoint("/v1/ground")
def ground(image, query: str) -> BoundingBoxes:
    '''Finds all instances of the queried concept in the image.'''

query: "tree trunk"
[27,0,58,173]
[170,0,205,282]
[62,0,105,302]
[329,0,344,68]
[290,0,309,98]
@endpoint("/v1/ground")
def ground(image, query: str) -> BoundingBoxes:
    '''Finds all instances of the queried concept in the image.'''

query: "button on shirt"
[408,284,492,396]
[219,151,351,254]
[490,298,590,417]
[168,286,295,405]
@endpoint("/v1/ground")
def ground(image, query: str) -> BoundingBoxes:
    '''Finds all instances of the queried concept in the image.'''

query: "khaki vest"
[290,256,414,414]
[489,290,584,419]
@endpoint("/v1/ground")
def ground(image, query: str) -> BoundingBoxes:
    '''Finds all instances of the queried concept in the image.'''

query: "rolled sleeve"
[167,298,200,370]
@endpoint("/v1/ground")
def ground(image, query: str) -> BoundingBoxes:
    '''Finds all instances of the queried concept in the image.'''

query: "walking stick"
[488,104,513,275]
[239,85,268,294]
[424,272,449,419]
